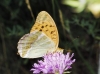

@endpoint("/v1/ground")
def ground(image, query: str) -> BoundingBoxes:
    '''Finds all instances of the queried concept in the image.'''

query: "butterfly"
[17,11,63,58]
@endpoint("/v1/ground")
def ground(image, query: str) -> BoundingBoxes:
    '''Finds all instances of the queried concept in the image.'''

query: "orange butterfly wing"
[30,11,59,48]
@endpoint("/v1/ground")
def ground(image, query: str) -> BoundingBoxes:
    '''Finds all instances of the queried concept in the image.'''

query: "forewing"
[30,11,59,48]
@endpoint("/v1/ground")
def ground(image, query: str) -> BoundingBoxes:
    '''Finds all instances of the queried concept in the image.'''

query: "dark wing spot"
[50,25,52,27]
[51,31,54,34]
[51,30,56,34]
[35,27,38,29]
[46,30,48,31]
[41,26,44,28]
[50,25,54,27]
[45,25,48,27]
[39,29,42,31]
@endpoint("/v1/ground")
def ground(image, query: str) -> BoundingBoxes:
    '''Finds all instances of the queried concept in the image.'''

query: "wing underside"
[17,30,56,58]
[30,11,59,48]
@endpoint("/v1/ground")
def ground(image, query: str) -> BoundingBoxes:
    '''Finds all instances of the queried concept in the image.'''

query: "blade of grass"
[0,23,10,74]
[25,0,35,21]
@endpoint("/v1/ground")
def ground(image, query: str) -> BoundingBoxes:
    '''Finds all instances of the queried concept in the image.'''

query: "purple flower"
[31,52,75,74]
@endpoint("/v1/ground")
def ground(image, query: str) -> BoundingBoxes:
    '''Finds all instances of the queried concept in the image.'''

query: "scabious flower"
[30,52,75,74]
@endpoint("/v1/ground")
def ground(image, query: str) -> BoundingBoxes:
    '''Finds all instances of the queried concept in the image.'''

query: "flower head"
[31,52,75,74]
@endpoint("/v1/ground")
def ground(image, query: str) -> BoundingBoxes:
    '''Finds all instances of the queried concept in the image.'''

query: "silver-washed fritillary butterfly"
[17,11,63,58]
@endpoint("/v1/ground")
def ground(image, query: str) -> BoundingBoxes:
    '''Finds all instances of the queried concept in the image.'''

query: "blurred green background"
[0,0,100,74]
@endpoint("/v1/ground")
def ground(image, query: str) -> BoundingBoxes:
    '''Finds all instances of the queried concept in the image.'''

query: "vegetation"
[0,0,100,74]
